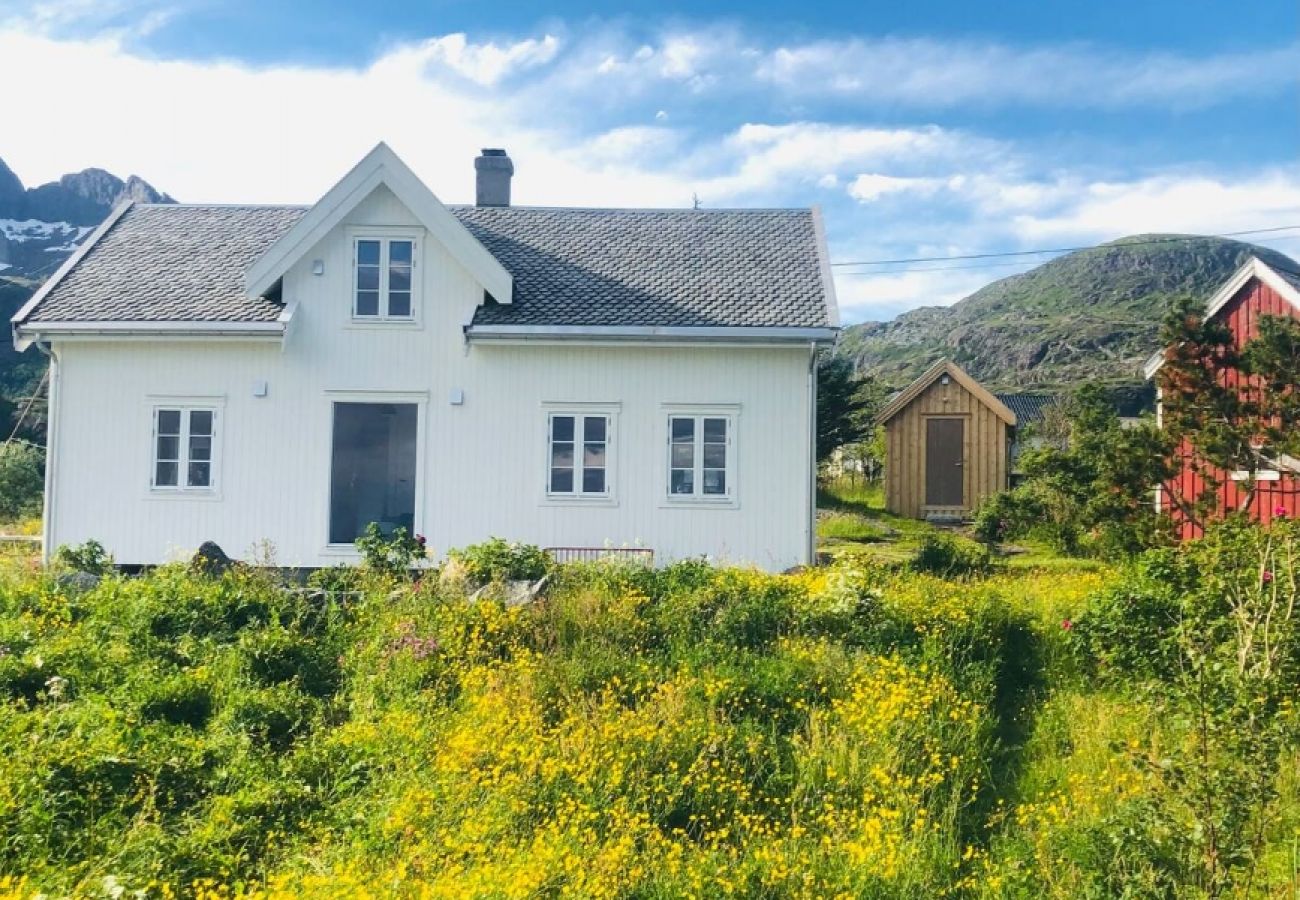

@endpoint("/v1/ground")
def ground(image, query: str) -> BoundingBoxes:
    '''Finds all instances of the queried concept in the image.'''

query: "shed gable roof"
[877,358,1016,426]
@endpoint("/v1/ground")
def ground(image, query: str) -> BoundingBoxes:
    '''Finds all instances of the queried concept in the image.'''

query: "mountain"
[837,235,1300,404]
[0,157,173,280]
[0,158,173,439]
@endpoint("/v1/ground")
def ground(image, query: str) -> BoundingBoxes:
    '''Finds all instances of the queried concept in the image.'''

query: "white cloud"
[832,267,1004,321]
[413,32,560,86]
[756,37,1300,110]
[847,173,943,202]
[0,13,1295,326]
[1008,170,1300,241]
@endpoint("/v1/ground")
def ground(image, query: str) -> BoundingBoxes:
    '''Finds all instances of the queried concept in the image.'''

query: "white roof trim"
[1146,256,1300,378]
[811,206,841,329]
[465,324,838,344]
[244,142,513,304]
[15,320,286,338]
[10,200,135,351]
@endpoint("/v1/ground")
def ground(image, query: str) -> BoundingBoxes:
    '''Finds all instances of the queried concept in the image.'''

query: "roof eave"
[810,206,841,330]
[14,319,288,345]
[876,357,1016,426]
[465,324,838,345]
[10,200,136,351]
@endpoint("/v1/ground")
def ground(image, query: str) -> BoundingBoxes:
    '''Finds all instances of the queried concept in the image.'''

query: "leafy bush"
[354,523,425,578]
[1074,548,1192,678]
[53,538,113,574]
[447,536,552,583]
[0,441,42,522]
[910,531,992,576]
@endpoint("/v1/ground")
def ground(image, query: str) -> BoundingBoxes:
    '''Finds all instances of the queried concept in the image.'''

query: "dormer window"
[353,235,417,320]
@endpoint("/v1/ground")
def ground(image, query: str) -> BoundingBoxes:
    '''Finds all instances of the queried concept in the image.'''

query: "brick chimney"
[474,148,513,207]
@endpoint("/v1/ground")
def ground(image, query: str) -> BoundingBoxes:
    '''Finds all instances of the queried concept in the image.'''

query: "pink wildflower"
[1262,571,1274,584]
[1061,619,1073,631]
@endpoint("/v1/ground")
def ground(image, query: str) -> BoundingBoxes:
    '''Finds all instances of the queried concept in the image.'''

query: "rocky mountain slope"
[836,235,1300,400]
[0,156,172,280]
[0,157,172,424]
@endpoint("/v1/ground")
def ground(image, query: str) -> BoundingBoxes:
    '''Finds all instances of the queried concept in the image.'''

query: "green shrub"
[447,536,552,583]
[53,538,113,574]
[0,441,43,521]
[1074,548,1190,679]
[220,683,318,751]
[910,532,992,576]
[240,626,341,698]
[139,671,215,727]
[355,523,426,578]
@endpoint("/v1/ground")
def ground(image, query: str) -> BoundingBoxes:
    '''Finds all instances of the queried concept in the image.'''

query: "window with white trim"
[152,407,217,490]
[548,413,611,496]
[667,414,733,499]
[353,237,416,319]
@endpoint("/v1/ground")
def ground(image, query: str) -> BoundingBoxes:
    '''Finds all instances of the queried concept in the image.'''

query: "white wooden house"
[11,145,838,570]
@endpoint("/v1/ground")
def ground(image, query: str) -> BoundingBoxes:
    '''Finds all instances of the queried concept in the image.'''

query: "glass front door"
[329,402,418,545]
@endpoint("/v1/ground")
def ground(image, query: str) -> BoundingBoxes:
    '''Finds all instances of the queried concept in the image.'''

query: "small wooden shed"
[877,359,1016,520]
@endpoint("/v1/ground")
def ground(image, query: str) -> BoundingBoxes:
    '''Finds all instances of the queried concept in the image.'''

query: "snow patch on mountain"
[0,218,82,244]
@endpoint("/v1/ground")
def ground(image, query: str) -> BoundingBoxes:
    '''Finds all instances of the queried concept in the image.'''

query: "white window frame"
[321,390,429,555]
[350,229,420,323]
[148,403,222,495]
[662,406,738,508]
[541,403,619,506]
[1230,469,1282,482]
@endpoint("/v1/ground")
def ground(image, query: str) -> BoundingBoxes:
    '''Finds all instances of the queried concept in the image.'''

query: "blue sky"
[2,0,1297,321]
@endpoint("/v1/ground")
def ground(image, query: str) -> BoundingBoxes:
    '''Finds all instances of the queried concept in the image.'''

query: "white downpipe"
[35,342,58,563]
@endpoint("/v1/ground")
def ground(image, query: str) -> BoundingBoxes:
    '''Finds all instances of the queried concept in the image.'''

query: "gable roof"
[995,393,1059,426]
[244,142,513,304]
[13,176,838,345]
[1144,256,1300,378]
[877,358,1016,426]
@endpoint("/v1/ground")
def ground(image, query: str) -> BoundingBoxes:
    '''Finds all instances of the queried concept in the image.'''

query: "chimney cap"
[480,148,508,157]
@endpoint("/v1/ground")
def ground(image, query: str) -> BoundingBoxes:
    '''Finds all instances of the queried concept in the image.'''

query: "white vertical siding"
[47,185,815,571]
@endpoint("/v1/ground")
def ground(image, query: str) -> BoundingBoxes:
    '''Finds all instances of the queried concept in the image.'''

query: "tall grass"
[0,526,1297,898]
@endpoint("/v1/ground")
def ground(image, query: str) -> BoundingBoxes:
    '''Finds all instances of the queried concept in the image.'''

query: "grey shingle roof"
[995,393,1059,426]
[20,203,835,329]
[24,205,305,323]
[450,207,833,328]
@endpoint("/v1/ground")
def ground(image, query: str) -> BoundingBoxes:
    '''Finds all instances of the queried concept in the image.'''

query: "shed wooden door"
[925,418,964,507]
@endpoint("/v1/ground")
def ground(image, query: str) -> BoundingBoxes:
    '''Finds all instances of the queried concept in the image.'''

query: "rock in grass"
[55,571,101,593]
[191,541,234,576]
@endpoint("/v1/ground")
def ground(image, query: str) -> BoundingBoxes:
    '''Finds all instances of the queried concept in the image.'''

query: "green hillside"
[836,234,1299,399]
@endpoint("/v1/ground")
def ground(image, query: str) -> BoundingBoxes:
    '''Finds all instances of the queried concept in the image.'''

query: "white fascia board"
[811,205,841,329]
[1147,257,1300,378]
[1142,349,1167,380]
[15,320,286,343]
[465,325,839,344]
[1206,257,1300,320]
[11,200,135,351]
[244,142,513,304]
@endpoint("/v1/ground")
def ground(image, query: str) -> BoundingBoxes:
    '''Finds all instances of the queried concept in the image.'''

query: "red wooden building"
[1146,257,1300,539]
